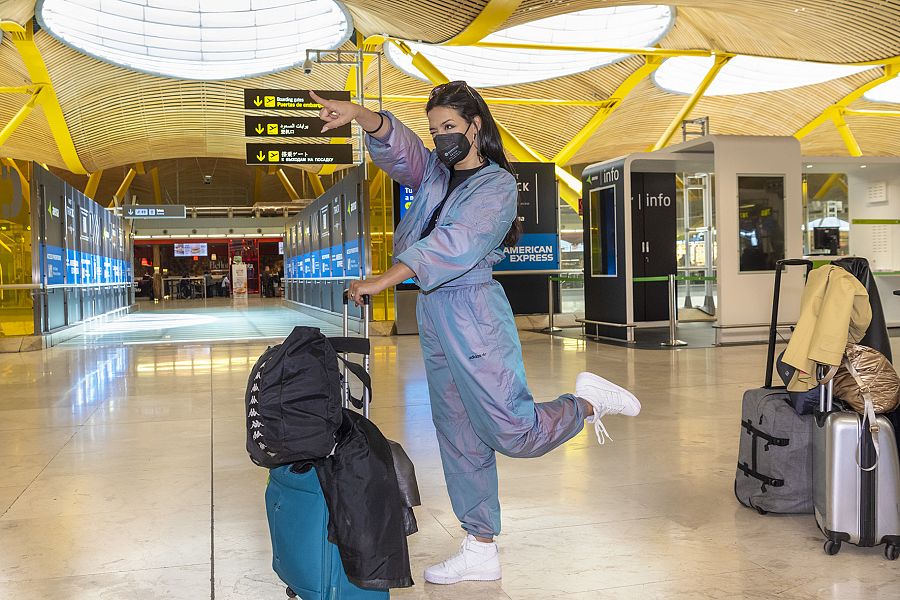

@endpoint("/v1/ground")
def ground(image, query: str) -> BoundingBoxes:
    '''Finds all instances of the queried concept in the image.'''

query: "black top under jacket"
[419,162,487,240]
[295,409,419,590]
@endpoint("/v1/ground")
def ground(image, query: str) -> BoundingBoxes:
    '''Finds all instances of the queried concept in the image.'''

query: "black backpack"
[246,326,370,468]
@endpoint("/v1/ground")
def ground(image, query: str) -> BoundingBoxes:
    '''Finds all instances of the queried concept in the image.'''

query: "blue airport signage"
[289,241,361,280]
[124,205,186,219]
[398,185,415,220]
[494,232,560,272]
[48,245,131,285]
[45,245,65,285]
[345,240,360,278]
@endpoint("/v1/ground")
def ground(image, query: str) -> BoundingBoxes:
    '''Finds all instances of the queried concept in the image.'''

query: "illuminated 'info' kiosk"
[581,136,805,344]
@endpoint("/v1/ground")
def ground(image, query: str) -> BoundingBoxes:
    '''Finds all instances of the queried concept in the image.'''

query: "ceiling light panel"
[863,77,900,103]
[386,5,674,88]
[654,55,871,96]
[36,0,352,80]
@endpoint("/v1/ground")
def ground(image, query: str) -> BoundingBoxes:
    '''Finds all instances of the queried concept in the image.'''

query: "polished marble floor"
[1,300,899,599]
[62,299,344,346]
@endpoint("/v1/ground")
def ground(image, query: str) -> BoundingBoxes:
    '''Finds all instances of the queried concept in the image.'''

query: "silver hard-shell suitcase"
[812,376,900,559]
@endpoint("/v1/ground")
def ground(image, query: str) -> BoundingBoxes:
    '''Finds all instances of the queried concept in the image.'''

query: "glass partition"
[589,186,617,277]
[0,164,33,336]
[558,198,584,313]
[802,173,849,256]
[737,175,785,272]
[676,172,717,314]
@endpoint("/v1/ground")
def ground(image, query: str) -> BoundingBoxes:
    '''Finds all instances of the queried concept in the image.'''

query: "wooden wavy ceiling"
[504,1,900,63]
[0,0,899,207]
[50,159,319,208]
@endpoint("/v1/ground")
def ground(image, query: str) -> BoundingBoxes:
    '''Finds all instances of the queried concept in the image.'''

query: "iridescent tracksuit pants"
[417,270,587,537]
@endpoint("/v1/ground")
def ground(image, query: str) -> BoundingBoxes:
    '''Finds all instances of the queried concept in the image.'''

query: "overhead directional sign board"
[243,89,350,110]
[244,116,351,138]
[124,205,186,219]
[246,144,354,166]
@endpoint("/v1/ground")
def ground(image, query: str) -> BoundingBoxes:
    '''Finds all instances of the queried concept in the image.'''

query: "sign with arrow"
[246,144,353,166]
[124,205,186,219]
[243,89,350,110]
[244,116,350,138]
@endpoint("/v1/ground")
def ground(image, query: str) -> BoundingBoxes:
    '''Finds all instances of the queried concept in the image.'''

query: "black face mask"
[433,122,473,168]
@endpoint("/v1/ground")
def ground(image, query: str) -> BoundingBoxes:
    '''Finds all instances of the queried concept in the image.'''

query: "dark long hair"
[426,81,522,248]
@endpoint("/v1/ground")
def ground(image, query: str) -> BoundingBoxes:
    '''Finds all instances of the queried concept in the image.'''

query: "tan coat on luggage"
[783,265,871,391]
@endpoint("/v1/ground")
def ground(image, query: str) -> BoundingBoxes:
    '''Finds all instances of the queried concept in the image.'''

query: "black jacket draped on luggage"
[294,409,419,590]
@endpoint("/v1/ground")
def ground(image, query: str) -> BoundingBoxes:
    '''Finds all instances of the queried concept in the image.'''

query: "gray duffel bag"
[735,388,815,514]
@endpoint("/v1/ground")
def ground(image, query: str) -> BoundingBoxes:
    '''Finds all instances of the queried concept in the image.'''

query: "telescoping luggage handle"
[764,259,814,388]
[341,290,371,418]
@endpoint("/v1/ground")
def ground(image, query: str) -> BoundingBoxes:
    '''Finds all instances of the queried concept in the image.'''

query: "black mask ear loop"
[462,119,482,164]
[473,123,484,164]
[462,83,485,165]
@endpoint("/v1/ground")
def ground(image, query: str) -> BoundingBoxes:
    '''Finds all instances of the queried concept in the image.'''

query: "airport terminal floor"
[0,298,896,600]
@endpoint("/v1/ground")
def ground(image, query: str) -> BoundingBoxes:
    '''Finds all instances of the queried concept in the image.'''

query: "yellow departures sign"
[243,89,354,166]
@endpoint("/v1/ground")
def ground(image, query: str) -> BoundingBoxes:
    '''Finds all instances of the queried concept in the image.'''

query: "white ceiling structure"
[653,55,871,96]
[386,5,674,88]
[36,0,352,80]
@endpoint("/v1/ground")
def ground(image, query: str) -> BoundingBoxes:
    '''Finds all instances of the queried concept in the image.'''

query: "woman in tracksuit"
[312,83,641,585]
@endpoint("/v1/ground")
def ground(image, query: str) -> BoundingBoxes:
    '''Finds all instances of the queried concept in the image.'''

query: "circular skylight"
[386,5,674,88]
[36,0,353,80]
[653,55,871,96]
[863,77,900,103]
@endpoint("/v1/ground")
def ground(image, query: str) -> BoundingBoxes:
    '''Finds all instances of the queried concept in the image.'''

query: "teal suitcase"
[266,465,390,600]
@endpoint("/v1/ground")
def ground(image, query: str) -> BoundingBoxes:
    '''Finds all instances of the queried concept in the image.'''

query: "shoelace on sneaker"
[593,409,613,444]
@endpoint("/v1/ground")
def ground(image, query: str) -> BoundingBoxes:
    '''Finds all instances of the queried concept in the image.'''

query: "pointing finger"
[309,90,331,109]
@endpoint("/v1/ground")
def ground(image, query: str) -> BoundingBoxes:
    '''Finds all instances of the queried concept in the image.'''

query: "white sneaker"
[575,372,641,445]
[424,535,502,585]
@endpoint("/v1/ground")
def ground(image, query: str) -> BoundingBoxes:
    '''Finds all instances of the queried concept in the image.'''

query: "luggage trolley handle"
[342,290,371,338]
[816,363,836,414]
[342,290,371,417]
[765,259,814,388]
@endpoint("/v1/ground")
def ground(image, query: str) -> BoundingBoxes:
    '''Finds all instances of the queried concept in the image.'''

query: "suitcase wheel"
[285,587,297,598]
[884,544,900,561]
[824,540,841,556]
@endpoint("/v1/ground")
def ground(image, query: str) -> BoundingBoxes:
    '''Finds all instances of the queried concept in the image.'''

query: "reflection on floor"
[550,321,719,349]
[1,305,898,599]
[63,298,342,346]
[0,306,34,336]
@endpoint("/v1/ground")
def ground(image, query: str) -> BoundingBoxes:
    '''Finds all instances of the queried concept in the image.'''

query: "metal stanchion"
[661,274,687,347]
[542,275,561,333]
